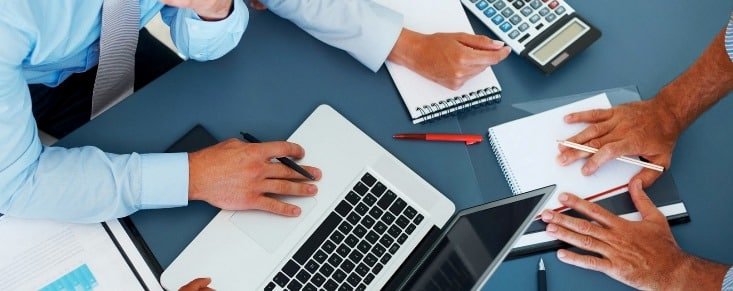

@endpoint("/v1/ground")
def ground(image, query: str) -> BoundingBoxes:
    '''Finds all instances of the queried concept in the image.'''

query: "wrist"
[187,152,203,201]
[387,29,424,69]
[667,254,729,290]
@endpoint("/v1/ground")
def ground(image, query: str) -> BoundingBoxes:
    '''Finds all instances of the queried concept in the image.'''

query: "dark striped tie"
[91,0,140,119]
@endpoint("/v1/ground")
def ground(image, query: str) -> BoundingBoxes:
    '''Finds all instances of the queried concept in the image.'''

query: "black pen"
[538,258,547,291]
[239,132,316,181]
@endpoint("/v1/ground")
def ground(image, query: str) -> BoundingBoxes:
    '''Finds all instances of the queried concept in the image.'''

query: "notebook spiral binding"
[413,86,502,123]
[487,127,522,195]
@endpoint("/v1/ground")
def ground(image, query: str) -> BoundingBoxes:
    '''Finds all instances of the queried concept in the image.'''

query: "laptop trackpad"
[228,196,317,253]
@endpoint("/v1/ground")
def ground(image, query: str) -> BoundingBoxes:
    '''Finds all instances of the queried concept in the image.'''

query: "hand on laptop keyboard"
[187,139,321,216]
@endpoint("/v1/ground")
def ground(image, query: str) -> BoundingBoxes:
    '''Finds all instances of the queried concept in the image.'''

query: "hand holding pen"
[188,135,320,217]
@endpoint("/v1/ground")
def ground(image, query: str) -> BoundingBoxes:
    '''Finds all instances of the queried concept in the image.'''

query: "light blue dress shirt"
[721,12,733,291]
[0,0,247,223]
[0,0,403,223]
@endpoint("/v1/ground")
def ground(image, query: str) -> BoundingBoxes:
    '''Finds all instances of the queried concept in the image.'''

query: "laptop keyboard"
[265,172,425,291]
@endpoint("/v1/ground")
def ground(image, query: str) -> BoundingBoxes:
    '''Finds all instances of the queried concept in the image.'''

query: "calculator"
[461,0,601,74]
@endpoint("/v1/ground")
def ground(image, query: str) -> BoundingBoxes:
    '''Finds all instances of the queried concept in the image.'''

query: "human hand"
[388,29,511,90]
[188,139,321,216]
[179,278,214,291]
[540,180,729,290]
[248,0,267,10]
[159,0,233,21]
[556,98,682,187]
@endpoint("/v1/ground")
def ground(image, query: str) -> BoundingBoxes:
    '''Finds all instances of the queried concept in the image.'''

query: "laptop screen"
[401,186,552,290]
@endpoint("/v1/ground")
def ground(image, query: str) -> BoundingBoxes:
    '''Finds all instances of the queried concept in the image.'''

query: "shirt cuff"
[139,153,189,209]
[353,3,403,72]
[723,266,733,290]
[726,12,733,62]
[181,0,248,60]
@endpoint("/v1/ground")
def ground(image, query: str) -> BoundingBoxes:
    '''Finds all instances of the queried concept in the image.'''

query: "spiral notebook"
[486,93,689,257]
[374,0,502,124]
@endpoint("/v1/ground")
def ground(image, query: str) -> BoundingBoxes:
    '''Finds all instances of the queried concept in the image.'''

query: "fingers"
[260,179,317,197]
[179,277,213,291]
[546,222,614,257]
[266,162,321,181]
[456,33,506,50]
[555,248,612,273]
[253,196,303,216]
[249,0,267,10]
[551,193,620,227]
[257,141,306,161]
[632,168,663,188]
[627,179,665,222]
[564,108,613,124]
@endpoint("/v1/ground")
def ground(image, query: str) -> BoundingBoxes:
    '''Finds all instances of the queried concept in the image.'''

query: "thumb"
[628,179,663,222]
[457,33,506,50]
[631,168,663,188]
[179,277,212,291]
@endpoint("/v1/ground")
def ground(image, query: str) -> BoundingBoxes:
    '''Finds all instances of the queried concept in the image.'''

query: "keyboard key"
[357,240,372,254]
[539,7,550,16]
[273,272,289,287]
[389,244,400,254]
[338,222,353,234]
[303,283,317,291]
[265,282,276,291]
[368,206,383,219]
[395,216,410,228]
[329,253,344,267]
[341,259,356,273]
[519,22,530,32]
[346,212,361,225]
[364,254,378,266]
[353,225,367,237]
[555,5,566,15]
[382,212,396,224]
[491,14,505,25]
[360,215,375,228]
[347,273,362,287]
[333,270,347,283]
[494,0,506,10]
[353,182,369,195]
[380,235,395,248]
[374,221,388,234]
[389,198,407,215]
[377,191,397,209]
[373,263,384,274]
[305,259,320,273]
[287,280,302,291]
[363,193,377,206]
[282,260,299,277]
[388,225,401,238]
[325,279,338,290]
[320,263,335,277]
[313,250,328,263]
[355,203,369,215]
[509,30,520,39]
[529,14,541,23]
[403,207,417,219]
[371,182,386,196]
[414,214,424,225]
[293,212,340,264]
[345,191,360,205]
[364,274,375,284]
[483,7,497,17]
[338,284,353,291]
[349,249,364,262]
[345,234,359,247]
[372,244,386,257]
[366,230,380,244]
[499,22,513,32]
[355,263,370,276]
[405,224,416,235]
[530,0,541,9]
[397,233,408,245]
[337,244,351,257]
[360,173,376,187]
[296,269,311,283]
[323,240,336,253]
[545,13,556,22]
[335,201,352,217]
[380,253,392,264]
[510,15,522,25]
[330,231,345,244]
[312,273,326,287]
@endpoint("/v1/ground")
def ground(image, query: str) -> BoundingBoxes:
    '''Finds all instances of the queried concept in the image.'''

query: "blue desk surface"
[58,1,733,290]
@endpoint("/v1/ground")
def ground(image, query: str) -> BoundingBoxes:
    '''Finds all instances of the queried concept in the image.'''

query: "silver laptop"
[161,105,553,290]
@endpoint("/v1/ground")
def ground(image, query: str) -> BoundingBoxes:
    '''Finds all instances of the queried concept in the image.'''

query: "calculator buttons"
[512,1,524,9]
[501,8,514,17]
[520,7,533,16]
[518,22,530,32]
[494,1,506,10]
[529,0,541,9]
[499,22,513,32]
[509,15,522,25]
[529,14,541,23]
[487,0,497,2]
[545,13,556,23]
[492,15,505,25]
[484,7,498,17]
[508,30,520,39]
[538,7,550,16]
[476,0,489,10]
[548,0,559,9]
[555,6,566,15]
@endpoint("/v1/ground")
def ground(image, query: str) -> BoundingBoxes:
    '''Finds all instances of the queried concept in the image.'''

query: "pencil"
[557,140,665,172]
[240,132,316,181]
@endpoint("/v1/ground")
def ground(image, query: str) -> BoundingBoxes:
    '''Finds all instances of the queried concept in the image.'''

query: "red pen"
[393,133,483,145]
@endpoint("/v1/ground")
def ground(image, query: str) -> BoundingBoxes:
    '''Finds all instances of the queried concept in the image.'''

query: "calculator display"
[529,18,589,65]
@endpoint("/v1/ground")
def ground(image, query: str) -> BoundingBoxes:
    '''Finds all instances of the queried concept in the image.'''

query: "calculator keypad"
[464,0,575,53]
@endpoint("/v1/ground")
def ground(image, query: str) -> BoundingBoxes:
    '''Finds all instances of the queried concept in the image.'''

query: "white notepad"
[374,0,502,124]
[487,94,640,213]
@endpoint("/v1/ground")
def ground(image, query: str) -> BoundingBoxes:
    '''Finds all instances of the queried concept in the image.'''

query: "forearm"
[654,27,733,133]
[259,0,403,72]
